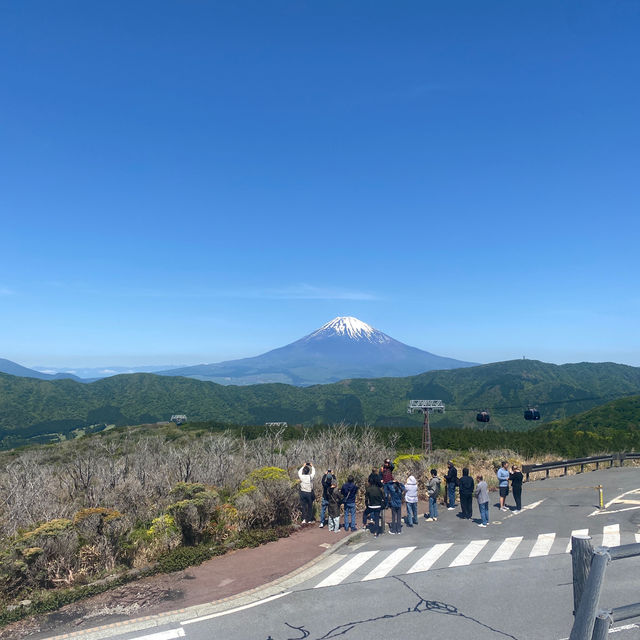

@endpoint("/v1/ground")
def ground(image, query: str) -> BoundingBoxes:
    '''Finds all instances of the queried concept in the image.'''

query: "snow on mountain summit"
[307,316,391,344]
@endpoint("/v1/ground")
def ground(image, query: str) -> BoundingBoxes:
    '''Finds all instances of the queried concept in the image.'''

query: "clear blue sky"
[1,1,639,368]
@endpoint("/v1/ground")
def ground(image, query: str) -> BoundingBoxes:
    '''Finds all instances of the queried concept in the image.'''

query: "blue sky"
[1,1,639,368]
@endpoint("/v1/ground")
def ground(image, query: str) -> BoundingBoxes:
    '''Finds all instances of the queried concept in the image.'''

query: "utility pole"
[407,400,445,455]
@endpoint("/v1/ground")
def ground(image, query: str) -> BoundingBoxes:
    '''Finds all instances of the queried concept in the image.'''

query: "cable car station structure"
[407,399,445,454]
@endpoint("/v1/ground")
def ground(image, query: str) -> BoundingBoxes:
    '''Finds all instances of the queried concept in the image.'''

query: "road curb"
[40,529,362,640]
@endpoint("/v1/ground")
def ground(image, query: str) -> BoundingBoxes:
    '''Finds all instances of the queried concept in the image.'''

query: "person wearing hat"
[319,468,335,528]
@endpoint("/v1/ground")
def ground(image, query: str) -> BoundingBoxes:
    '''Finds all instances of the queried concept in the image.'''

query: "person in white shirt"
[298,462,316,523]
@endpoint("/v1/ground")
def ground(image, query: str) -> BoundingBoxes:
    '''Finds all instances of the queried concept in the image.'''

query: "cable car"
[476,411,490,423]
[524,408,541,421]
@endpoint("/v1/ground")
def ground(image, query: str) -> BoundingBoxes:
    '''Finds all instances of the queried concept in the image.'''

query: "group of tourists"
[297,458,524,534]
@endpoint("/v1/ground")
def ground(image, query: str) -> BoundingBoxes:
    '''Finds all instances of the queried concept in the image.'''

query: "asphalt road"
[42,466,640,640]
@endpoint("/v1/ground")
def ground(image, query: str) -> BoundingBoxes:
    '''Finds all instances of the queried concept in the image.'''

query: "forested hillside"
[1,359,640,448]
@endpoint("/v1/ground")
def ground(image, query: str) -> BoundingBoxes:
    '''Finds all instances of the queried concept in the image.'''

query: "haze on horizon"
[2,2,639,370]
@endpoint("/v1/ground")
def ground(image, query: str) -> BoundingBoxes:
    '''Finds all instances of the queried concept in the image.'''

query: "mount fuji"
[159,316,476,386]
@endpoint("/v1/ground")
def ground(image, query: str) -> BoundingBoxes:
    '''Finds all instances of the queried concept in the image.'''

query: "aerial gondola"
[476,410,490,423]
[524,408,541,421]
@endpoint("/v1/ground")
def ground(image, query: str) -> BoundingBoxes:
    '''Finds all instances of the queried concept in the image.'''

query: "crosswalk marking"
[490,536,523,562]
[311,523,635,588]
[315,550,379,588]
[602,524,620,547]
[449,539,489,567]
[406,543,453,573]
[566,529,589,553]
[362,546,416,581]
[529,533,556,557]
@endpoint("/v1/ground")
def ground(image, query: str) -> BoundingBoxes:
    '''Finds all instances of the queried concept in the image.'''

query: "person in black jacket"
[365,480,385,537]
[445,461,458,509]
[458,467,475,519]
[319,469,335,528]
[362,468,382,526]
[510,465,524,513]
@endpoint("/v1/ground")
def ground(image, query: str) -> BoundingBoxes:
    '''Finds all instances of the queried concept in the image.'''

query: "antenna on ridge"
[407,400,445,454]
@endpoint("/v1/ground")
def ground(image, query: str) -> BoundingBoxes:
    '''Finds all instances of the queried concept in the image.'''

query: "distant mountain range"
[0,317,475,386]
[0,358,84,382]
[157,316,477,385]
[2,359,640,448]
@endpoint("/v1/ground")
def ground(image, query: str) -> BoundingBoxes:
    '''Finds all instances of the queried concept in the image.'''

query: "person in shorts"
[497,460,510,512]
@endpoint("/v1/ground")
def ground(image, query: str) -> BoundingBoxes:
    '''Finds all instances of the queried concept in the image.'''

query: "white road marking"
[635,533,640,543]
[362,547,416,581]
[314,550,379,587]
[490,536,523,562]
[529,533,556,557]
[588,487,640,516]
[131,631,185,640]
[557,622,640,639]
[565,529,589,553]
[407,543,453,573]
[602,523,620,547]
[449,540,489,567]
[182,592,290,625]
[521,499,545,511]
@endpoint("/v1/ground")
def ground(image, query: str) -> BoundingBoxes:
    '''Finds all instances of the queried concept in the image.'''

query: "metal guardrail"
[522,452,639,481]
[569,534,640,639]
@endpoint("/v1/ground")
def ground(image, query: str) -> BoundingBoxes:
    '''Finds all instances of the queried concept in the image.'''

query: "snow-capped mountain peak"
[307,316,391,344]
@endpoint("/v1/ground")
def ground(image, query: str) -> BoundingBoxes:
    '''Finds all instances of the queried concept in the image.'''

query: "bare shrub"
[234,467,297,529]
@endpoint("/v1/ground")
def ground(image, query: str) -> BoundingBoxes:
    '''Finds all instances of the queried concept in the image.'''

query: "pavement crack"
[284,622,310,639]
[274,576,520,640]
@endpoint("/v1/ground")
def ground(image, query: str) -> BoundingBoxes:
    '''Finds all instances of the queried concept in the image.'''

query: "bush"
[167,484,220,546]
[234,467,297,528]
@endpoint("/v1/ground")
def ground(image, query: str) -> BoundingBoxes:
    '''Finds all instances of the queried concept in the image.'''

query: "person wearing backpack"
[387,480,405,534]
[425,468,441,521]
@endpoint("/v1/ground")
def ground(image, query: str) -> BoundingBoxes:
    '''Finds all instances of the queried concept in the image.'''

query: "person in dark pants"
[340,476,359,531]
[381,458,395,504]
[510,465,524,513]
[319,468,335,528]
[298,462,316,523]
[387,480,405,534]
[365,479,385,537]
[445,461,458,509]
[362,469,382,526]
[458,467,474,519]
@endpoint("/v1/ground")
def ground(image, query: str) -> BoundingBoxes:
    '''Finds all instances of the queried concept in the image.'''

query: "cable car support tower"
[407,399,445,454]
